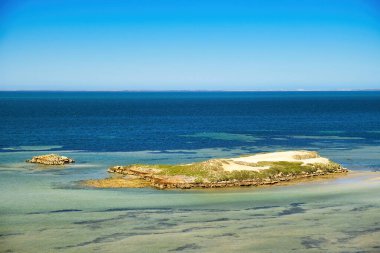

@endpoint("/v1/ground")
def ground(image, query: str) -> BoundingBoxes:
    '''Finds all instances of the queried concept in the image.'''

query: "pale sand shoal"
[223,150,330,172]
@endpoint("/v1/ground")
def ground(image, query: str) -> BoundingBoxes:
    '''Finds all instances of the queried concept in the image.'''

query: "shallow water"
[1,92,380,252]
[1,149,380,253]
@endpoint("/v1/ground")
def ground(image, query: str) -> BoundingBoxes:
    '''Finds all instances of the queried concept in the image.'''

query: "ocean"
[1,91,380,252]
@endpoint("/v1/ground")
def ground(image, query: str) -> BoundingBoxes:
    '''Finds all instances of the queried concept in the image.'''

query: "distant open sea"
[1,91,380,153]
[1,91,380,252]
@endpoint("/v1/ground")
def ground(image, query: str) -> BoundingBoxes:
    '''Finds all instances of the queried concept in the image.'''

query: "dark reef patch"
[28,209,82,214]
[301,236,327,249]
[249,213,266,217]
[182,225,226,233]
[50,209,82,213]
[290,202,305,207]
[55,232,137,249]
[203,218,230,223]
[138,221,178,230]
[350,205,375,212]
[55,231,175,249]
[196,232,239,239]
[73,213,131,226]
[245,205,280,210]
[169,243,202,251]
[102,207,173,213]
[278,203,306,216]
[0,232,24,238]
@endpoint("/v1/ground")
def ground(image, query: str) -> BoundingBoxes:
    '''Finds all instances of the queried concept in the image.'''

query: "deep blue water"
[1,91,380,152]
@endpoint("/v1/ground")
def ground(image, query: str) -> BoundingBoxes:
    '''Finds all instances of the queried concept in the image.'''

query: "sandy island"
[82,150,348,189]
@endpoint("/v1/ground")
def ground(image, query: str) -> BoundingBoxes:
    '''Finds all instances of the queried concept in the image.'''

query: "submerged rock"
[82,177,150,188]
[26,154,75,165]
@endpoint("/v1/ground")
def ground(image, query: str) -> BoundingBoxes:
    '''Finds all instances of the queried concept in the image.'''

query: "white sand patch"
[222,162,270,172]
[222,151,330,172]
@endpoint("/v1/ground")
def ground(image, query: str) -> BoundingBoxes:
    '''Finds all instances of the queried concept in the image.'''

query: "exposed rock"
[26,154,75,165]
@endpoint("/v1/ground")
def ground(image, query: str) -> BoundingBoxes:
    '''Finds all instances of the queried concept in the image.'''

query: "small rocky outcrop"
[26,154,75,165]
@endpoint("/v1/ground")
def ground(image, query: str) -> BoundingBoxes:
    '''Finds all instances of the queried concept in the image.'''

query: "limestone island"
[26,154,75,165]
[84,150,348,189]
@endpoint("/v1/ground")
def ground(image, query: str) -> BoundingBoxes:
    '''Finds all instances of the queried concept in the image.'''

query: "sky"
[0,0,380,91]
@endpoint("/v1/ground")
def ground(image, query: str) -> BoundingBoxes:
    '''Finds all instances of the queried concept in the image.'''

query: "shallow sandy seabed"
[1,148,380,252]
[1,171,380,253]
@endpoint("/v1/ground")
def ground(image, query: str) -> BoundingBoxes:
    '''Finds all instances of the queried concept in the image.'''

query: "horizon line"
[0,89,380,92]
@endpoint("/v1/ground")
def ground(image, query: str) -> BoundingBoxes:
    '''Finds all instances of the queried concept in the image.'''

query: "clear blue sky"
[0,0,380,90]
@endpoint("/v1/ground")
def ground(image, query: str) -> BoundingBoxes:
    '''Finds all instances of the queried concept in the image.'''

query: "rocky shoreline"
[108,164,348,189]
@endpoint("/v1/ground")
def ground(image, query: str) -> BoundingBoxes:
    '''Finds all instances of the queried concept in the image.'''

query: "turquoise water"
[1,92,380,252]
[1,148,380,252]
